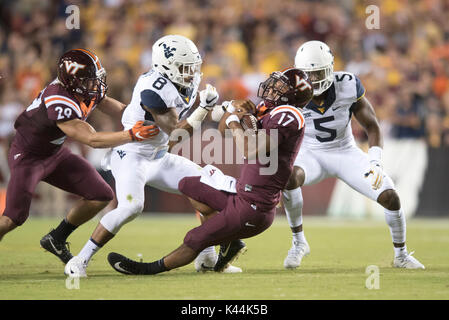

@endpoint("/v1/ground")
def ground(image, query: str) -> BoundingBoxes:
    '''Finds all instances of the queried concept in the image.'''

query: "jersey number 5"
[314,116,337,142]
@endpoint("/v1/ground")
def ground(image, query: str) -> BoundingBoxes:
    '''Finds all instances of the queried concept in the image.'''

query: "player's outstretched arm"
[57,119,159,148]
[96,96,127,118]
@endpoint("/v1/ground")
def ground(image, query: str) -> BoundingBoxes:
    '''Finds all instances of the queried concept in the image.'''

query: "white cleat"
[64,256,88,277]
[194,250,242,273]
[222,264,242,273]
[393,251,425,269]
[284,241,310,269]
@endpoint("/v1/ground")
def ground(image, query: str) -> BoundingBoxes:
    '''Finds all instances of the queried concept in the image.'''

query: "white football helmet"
[294,40,334,96]
[152,34,202,90]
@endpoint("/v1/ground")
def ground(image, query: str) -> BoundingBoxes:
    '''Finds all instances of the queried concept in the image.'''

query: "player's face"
[179,63,201,87]
[258,74,289,102]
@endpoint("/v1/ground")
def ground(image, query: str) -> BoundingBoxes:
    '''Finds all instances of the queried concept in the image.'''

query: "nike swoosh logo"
[114,262,131,274]
[206,97,215,104]
[245,222,256,227]
[332,106,342,111]
[14,153,21,160]
[135,132,145,140]
[49,240,63,255]
[221,244,231,258]
[200,263,214,271]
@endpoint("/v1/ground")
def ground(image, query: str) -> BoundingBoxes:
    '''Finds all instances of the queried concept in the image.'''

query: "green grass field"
[0,215,448,300]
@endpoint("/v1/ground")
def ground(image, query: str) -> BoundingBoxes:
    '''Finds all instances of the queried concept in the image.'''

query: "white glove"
[365,146,384,190]
[210,100,235,122]
[199,84,219,110]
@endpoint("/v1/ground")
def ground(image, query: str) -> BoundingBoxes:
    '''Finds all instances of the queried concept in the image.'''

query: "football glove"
[364,146,384,190]
[199,84,219,111]
[129,121,159,141]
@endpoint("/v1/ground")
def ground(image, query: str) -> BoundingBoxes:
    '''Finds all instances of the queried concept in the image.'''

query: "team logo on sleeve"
[64,60,86,75]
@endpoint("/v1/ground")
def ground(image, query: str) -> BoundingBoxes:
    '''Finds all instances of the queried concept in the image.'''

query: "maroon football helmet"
[257,68,313,109]
[57,49,107,103]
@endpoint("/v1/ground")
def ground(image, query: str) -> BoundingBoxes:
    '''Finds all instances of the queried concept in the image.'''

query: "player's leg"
[40,150,114,264]
[335,146,424,269]
[147,154,241,272]
[65,151,147,276]
[1,147,46,241]
[282,148,328,268]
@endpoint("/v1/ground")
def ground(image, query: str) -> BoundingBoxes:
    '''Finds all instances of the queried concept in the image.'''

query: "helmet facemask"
[303,64,333,96]
[257,72,290,107]
[173,61,202,90]
[75,68,108,103]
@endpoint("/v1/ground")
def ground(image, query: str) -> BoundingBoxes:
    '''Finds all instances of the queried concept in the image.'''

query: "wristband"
[225,114,240,128]
[368,146,382,163]
[186,107,208,129]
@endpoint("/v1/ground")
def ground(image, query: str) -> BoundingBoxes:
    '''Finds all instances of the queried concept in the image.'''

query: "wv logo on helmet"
[161,43,176,58]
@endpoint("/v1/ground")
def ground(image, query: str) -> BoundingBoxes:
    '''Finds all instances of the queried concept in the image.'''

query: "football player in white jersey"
[281,41,425,269]
[64,35,240,276]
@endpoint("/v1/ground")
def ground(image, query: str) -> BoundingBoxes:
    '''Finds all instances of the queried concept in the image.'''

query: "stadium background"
[0,0,448,220]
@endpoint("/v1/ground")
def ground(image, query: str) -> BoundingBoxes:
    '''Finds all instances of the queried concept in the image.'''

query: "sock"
[282,186,304,228]
[143,258,168,275]
[50,218,78,242]
[78,238,103,264]
[292,231,306,246]
[384,208,407,256]
[394,245,408,257]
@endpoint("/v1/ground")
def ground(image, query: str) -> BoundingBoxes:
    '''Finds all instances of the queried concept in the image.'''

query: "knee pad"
[100,201,144,234]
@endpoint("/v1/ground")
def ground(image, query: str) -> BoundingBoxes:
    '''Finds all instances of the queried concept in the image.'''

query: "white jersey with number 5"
[119,69,197,156]
[300,71,365,150]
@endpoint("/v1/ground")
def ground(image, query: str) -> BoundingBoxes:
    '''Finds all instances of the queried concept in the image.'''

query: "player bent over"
[281,40,424,269]
[0,49,158,264]
[64,35,241,277]
[106,68,313,275]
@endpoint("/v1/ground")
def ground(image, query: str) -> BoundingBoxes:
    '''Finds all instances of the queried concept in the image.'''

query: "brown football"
[240,113,258,134]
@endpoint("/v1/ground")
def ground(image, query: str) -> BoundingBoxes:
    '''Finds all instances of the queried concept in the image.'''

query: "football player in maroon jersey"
[0,49,159,264]
[106,68,314,275]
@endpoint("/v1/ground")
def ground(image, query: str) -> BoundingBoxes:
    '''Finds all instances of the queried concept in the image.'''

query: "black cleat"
[108,252,144,275]
[214,239,247,272]
[40,232,73,264]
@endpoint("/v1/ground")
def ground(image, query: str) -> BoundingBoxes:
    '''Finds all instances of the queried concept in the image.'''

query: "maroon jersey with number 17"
[13,79,98,156]
[236,104,305,210]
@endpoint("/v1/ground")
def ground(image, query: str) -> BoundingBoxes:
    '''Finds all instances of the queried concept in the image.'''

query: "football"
[240,113,258,134]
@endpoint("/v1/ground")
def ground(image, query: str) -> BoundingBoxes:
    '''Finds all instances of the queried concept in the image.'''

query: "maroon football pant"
[2,143,114,226]
[179,176,275,253]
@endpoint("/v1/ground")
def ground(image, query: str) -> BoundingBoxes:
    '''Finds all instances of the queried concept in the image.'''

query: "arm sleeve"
[264,111,302,145]
[355,76,366,100]
[44,96,82,121]
[140,89,168,111]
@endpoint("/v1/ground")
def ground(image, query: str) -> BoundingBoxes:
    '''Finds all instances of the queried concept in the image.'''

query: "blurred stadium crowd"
[0,0,448,214]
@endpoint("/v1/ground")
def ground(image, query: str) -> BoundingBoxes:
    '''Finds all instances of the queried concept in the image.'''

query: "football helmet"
[257,68,313,109]
[57,48,107,102]
[294,40,334,96]
[152,35,202,91]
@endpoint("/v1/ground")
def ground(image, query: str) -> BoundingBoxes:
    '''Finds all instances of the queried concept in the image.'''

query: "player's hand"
[129,120,160,141]
[199,84,219,110]
[365,160,383,190]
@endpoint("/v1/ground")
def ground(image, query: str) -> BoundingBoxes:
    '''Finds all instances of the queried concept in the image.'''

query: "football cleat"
[284,241,310,269]
[108,252,145,275]
[194,250,217,272]
[64,256,88,278]
[40,232,73,264]
[214,240,247,272]
[393,251,425,269]
[195,249,243,273]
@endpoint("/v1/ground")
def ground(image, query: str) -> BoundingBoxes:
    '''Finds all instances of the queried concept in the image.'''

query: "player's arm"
[352,96,383,149]
[226,100,275,160]
[96,95,127,118]
[352,95,384,190]
[57,119,158,148]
